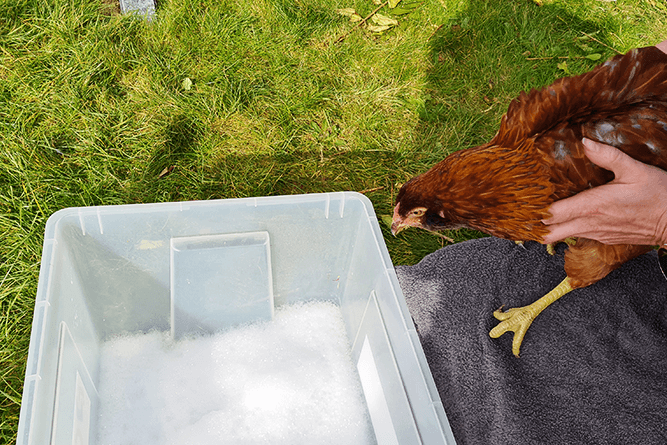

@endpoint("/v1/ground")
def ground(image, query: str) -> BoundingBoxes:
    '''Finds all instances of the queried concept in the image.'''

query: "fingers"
[540,139,624,243]
[581,138,645,182]
[542,191,595,225]
[541,137,667,246]
[582,138,624,171]
[542,219,582,244]
[542,139,641,229]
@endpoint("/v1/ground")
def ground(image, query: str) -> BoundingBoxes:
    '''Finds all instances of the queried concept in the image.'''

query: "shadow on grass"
[147,113,202,176]
[413,0,622,159]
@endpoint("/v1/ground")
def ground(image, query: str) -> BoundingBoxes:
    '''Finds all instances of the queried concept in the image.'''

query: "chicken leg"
[489,277,573,357]
[545,237,577,256]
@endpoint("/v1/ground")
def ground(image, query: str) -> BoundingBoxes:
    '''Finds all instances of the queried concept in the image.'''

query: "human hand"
[657,39,667,54]
[542,138,667,246]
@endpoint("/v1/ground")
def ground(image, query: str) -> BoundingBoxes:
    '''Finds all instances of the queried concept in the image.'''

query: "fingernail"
[582,138,598,151]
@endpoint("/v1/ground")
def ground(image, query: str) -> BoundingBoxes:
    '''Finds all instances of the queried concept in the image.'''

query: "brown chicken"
[391,45,667,356]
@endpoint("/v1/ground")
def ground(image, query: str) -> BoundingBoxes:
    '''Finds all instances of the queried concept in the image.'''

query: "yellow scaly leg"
[489,277,573,357]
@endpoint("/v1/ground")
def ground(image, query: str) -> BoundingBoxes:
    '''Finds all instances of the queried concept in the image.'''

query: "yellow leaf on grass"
[391,0,422,15]
[371,13,398,27]
[336,8,356,16]
[366,24,393,33]
[336,8,362,22]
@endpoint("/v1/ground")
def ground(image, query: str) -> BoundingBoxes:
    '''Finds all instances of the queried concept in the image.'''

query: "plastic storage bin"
[18,192,456,445]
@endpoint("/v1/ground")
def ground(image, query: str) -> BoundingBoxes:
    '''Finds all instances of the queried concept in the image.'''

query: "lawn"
[1,0,665,441]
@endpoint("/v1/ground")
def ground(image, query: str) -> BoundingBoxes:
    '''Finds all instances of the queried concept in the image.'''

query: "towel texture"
[395,237,667,445]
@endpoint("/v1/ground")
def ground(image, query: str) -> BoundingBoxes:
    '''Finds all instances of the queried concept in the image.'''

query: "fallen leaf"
[181,77,193,91]
[585,53,602,61]
[336,8,362,22]
[557,60,569,73]
[371,13,398,27]
[336,8,356,16]
[159,166,175,178]
[395,1,422,12]
[388,0,401,8]
[392,0,423,14]
[366,24,393,33]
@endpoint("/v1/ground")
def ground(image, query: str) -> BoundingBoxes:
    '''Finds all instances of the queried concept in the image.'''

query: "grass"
[0,0,665,441]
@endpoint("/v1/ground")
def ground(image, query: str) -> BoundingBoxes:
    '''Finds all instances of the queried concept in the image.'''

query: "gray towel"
[395,237,667,445]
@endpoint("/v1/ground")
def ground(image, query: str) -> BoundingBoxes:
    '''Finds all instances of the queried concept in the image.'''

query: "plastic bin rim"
[42,192,375,239]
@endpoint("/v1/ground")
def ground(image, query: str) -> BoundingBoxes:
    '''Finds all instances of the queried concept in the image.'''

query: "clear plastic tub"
[18,192,456,445]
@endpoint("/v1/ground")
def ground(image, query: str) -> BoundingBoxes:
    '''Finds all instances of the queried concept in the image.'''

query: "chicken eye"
[411,208,426,217]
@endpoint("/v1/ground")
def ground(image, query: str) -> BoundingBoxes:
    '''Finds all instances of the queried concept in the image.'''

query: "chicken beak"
[391,203,406,236]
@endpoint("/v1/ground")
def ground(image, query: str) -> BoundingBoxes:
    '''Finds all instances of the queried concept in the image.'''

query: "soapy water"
[96,301,375,445]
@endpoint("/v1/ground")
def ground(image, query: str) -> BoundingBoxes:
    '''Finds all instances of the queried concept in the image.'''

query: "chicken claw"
[489,277,573,356]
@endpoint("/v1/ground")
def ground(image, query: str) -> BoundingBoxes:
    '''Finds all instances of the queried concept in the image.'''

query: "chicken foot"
[489,277,573,357]
[545,237,577,255]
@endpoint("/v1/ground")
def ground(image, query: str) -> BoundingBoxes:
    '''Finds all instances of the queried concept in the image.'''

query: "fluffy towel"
[395,237,667,445]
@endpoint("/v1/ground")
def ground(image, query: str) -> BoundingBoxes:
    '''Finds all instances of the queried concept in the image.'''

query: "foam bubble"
[96,301,374,445]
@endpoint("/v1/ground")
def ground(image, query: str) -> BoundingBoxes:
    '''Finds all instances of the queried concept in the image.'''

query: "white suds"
[96,301,374,445]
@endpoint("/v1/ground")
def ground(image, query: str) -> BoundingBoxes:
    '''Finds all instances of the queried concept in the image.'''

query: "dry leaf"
[336,8,362,22]
[391,1,422,16]
[371,13,398,27]
[159,166,175,178]
[336,8,356,16]
[366,24,393,33]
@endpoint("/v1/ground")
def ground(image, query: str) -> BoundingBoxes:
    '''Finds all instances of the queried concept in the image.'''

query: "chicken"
[391,45,667,356]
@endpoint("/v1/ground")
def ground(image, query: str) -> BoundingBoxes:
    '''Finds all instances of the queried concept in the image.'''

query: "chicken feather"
[392,45,667,356]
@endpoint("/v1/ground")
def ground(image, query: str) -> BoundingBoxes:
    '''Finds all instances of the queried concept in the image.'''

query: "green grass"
[1,0,665,441]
